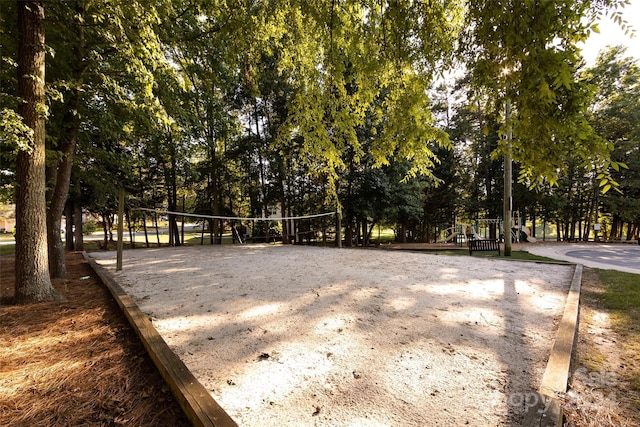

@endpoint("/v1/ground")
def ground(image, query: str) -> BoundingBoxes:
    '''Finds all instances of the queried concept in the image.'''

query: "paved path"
[526,243,640,275]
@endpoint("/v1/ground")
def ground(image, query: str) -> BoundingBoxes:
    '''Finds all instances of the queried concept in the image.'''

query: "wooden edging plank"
[523,263,583,427]
[83,252,237,427]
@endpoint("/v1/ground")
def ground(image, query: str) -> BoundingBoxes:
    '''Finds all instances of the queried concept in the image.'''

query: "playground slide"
[436,228,459,243]
[520,226,537,242]
[443,232,459,243]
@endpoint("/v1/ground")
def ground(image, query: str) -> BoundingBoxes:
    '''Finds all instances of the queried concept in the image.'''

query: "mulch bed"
[0,252,190,426]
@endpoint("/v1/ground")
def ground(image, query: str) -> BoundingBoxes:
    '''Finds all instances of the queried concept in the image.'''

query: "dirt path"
[91,244,575,426]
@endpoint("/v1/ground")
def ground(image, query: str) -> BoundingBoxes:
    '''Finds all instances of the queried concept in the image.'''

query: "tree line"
[1,0,637,303]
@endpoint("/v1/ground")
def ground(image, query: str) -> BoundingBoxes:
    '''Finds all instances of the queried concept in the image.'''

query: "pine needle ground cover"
[0,253,189,426]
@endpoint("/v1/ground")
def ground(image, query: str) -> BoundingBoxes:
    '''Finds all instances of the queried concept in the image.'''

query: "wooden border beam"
[523,263,582,427]
[83,252,237,427]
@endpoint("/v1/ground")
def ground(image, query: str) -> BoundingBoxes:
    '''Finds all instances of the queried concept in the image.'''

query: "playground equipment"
[436,227,460,243]
[436,217,538,245]
[519,226,537,242]
[436,223,484,245]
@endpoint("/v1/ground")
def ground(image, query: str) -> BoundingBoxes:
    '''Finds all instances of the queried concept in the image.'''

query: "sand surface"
[91,245,574,426]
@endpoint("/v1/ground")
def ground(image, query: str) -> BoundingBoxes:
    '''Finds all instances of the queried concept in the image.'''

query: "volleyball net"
[133,208,337,246]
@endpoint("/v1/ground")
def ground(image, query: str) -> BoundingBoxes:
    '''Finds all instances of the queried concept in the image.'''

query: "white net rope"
[136,208,335,222]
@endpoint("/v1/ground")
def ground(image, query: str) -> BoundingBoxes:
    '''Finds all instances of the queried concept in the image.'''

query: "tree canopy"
[1,0,637,301]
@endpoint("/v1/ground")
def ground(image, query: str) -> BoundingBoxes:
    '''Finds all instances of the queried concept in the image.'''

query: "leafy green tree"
[462,0,624,188]
[1,4,23,205]
[41,0,175,270]
[585,47,640,240]
[8,0,634,275]
[272,1,459,208]
[43,0,88,277]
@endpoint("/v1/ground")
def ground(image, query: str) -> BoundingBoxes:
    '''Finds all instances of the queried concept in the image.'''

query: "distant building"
[0,204,15,233]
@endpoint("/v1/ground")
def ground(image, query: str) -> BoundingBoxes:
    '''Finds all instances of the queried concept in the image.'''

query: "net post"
[142,211,150,248]
[154,210,160,246]
[181,195,185,246]
[116,188,124,271]
[336,212,342,248]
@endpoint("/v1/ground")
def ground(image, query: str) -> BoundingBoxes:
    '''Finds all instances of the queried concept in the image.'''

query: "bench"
[468,238,501,256]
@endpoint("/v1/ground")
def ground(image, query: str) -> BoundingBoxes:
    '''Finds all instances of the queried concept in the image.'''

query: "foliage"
[584,47,640,239]
[462,0,627,188]
[271,1,461,205]
[0,108,33,154]
[3,0,637,258]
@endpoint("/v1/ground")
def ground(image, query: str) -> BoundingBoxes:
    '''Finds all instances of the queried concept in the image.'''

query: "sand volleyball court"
[91,245,573,426]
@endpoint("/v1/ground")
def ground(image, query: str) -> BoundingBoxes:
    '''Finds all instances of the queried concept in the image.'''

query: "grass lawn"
[594,269,640,392]
[0,234,15,257]
[396,247,571,263]
[566,267,640,426]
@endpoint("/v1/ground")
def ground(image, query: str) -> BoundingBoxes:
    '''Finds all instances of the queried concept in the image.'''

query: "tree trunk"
[101,212,109,249]
[45,2,86,278]
[126,209,134,248]
[570,220,576,241]
[108,214,114,241]
[280,199,289,244]
[400,223,407,243]
[208,146,222,244]
[73,200,84,251]
[165,147,181,246]
[611,215,621,240]
[46,92,80,277]
[344,214,353,247]
[531,208,536,238]
[361,219,368,247]
[366,221,375,245]
[14,1,64,304]
[64,202,74,250]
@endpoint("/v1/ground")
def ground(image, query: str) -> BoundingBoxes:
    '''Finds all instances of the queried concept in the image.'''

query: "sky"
[580,0,640,65]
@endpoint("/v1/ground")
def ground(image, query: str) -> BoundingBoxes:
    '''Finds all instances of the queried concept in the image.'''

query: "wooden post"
[336,212,342,248]
[126,209,134,248]
[181,194,185,245]
[117,188,124,271]
[168,211,174,246]
[142,212,150,248]
[154,211,161,246]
